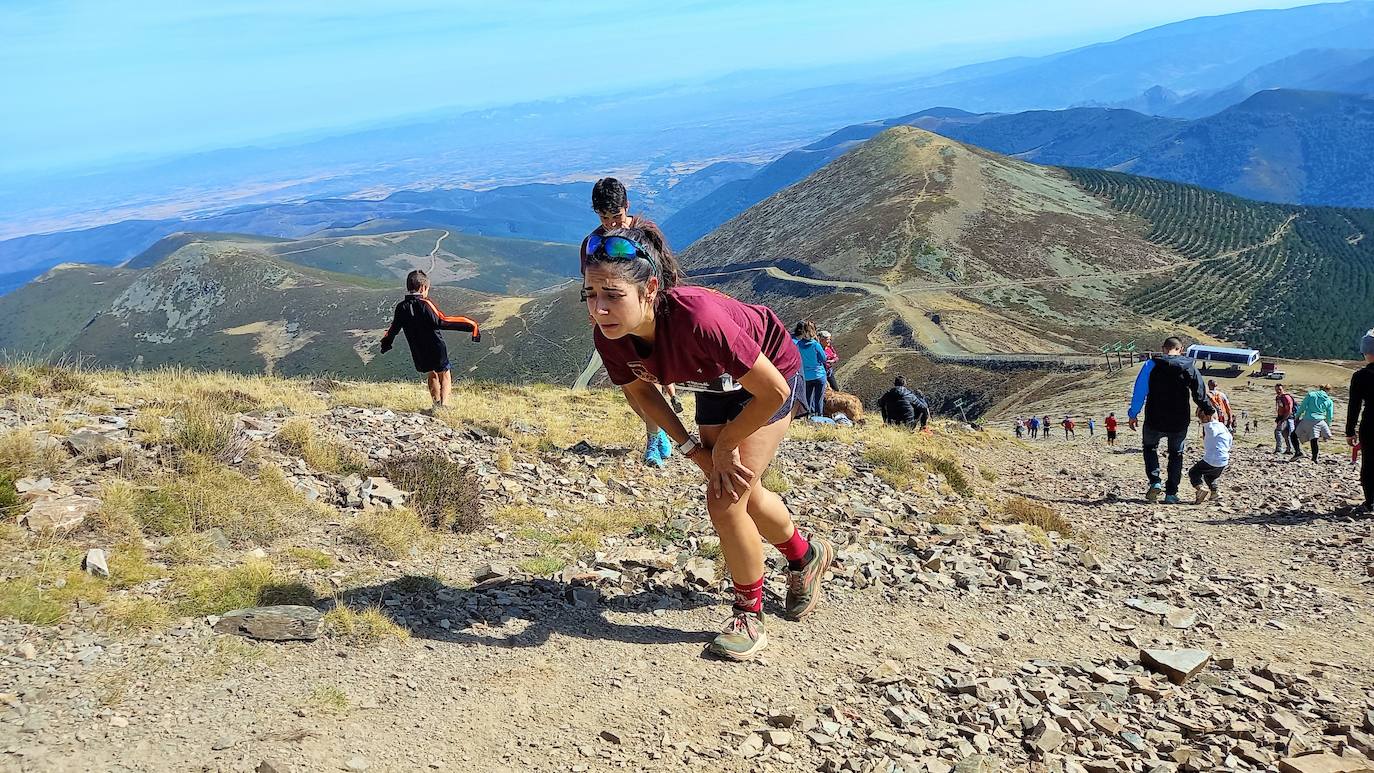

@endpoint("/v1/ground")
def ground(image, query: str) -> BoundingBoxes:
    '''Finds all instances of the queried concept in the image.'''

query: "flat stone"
[1165,608,1198,629]
[345,756,370,771]
[1025,718,1064,752]
[1141,648,1212,685]
[20,496,100,532]
[213,605,322,641]
[763,730,793,747]
[953,754,999,773]
[1278,751,1374,773]
[473,563,509,583]
[599,730,622,745]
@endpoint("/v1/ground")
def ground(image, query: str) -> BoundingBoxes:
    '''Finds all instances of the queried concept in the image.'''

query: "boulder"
[19,496,101,532]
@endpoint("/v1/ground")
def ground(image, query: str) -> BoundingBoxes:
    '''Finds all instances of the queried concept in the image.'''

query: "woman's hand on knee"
[710,446,754,502]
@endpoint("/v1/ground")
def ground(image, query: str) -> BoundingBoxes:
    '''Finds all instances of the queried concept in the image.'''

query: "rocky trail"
[2,386,1373,773]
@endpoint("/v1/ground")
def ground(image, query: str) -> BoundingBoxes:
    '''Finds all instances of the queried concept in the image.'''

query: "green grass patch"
[761,468,791,493]
[0,570,108,625]
[519,555,568,575]
[169,559,316,617]
[283,547,336,569]
[134,460,324,544]
[97,597,172,633]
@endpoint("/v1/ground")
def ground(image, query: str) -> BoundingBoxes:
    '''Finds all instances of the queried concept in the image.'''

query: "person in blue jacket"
[792,321,828,417]
[1128,337,1214,504]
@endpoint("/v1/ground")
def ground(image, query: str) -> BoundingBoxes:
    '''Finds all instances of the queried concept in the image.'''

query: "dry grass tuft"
[761,468,791,493]
[322,605,410,645]
[274,419,367,475]
[0,428,69,479]
[135,459,325,544]
[348,508,429,559]
[97,597,172,632]
[1001,496,1073,537]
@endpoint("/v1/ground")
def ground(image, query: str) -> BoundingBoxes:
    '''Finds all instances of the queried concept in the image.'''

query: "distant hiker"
[1128,336,1214,504]
[1351,330,1374,514]
[1190,403,1232,504]
[1028,415,1040,439]
[1062,415,1076,439]
[1105,413,1119,447]
[379,269,481,411]
[1042,415,1052,441]
[1206,379,1233,429]
[582,177,679,467]
[878,376,924,429]
[1087,417,1095,437]
[582,225,832,660]
[819,330,840,391]
[1014,417,1024,439]
[791,321,829,417]
[1294,384,1336,462]
[1274,384,1298,456]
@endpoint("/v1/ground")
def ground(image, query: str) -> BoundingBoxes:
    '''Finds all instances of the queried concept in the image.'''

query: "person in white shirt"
[1190,404,1232,503]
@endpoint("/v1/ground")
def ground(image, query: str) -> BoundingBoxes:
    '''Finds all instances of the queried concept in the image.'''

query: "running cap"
[1362,328,1374,355]
[818,330,832,339]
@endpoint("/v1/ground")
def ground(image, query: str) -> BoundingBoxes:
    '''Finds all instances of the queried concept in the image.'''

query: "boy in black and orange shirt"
[380,270,480,410]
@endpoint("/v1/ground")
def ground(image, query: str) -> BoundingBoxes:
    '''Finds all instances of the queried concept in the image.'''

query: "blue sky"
[1,0,1301,174]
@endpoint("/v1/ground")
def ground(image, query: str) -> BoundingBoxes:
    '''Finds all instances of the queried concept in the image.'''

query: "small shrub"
[377,452,485,533]
[695,541,723,560]
[94,480,143,541]
[0,470,20,520]
[833,462,853,478]
[979,466,998,483]
[169,559,315,617]
[495,449,514,473]
[1001,497,1073,537]
[348,508,427,559]
[761,468,791,494]
[322,605,410,646]
[194,387,261,413]
[864,445,914,488]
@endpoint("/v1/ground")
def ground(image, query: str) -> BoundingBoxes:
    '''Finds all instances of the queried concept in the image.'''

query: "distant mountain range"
[664,88,1374,244]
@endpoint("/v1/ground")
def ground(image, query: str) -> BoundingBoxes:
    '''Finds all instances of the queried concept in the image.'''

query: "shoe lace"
[726,611,758,638]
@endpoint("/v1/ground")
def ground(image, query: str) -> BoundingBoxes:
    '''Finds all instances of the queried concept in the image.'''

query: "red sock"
[774,528,810,563]
[732,576,764,613]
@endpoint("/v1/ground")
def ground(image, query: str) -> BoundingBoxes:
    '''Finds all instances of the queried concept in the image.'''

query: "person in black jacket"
[379,270,481,410]
[1347,328,1374,513]
[878,376,927,429]
[1127,337,1214,504]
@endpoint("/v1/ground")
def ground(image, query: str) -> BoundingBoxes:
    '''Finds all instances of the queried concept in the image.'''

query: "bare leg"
[439,370,452,407]
[426,372,441,403]
[700,414,797,583]
[627,390,661,439]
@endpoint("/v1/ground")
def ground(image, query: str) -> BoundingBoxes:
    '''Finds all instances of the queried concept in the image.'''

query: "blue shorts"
[694,370,803,427]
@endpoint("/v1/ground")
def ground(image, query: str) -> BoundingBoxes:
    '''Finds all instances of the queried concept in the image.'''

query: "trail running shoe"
[643,437,665,468]
[707,609,767,661]
[655,429,673,461]
[1194,486,1211,505]
[1163,494,1182,505]
[785,537,834,621]
[1146,483,1163,503]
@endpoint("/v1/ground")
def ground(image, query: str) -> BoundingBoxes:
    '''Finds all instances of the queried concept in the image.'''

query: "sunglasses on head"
[585,234,652,261]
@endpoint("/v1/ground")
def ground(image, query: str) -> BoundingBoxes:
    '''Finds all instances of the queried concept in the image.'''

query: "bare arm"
[713,353,790,456]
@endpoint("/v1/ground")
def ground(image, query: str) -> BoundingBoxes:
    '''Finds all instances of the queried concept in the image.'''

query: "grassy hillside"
[1068,168,1374,357]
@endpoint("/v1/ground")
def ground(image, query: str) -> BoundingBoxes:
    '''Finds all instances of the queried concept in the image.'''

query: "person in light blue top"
[792,320,829,417]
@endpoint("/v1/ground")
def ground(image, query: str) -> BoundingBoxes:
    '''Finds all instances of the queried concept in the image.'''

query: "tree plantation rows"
[1066,168,1374,358]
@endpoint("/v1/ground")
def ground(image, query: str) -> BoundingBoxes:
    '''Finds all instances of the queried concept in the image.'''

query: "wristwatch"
[677,436,701,456]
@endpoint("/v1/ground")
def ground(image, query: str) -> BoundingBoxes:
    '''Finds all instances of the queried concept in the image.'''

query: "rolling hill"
[0,234,592,383]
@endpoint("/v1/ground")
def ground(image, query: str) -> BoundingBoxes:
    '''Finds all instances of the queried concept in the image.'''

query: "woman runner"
[582,226,834,660]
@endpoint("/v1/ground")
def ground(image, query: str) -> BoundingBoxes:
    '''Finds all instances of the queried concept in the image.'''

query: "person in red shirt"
[1105,413,1119,447]
[583,225,833,661]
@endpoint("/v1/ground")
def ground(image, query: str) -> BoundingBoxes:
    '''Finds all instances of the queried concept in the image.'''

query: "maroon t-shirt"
[594,287,801,387]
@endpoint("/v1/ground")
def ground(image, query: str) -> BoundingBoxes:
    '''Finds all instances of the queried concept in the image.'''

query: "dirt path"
[427,230,450,274]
